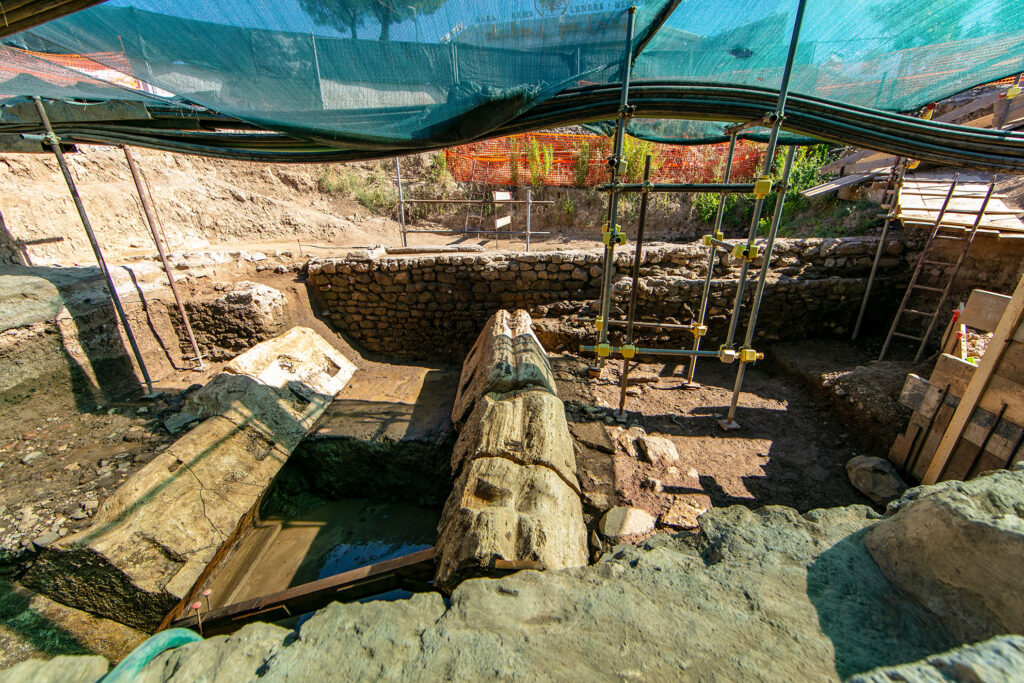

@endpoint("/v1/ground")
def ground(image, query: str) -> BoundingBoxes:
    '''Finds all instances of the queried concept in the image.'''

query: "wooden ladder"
[879,175,996,362]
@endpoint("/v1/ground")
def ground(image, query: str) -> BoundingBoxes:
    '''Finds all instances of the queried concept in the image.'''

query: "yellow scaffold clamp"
[907,159,921,169]
[702,229,723,246]
[620,344,637,359]
[739,347,764,363]
[692,324,708,337]
[603,230,627,246]
[596,342,611,358]
[594,315,604,331]
[731,243,759,261]
[753,175,773,199]
[1008,85,1021,100]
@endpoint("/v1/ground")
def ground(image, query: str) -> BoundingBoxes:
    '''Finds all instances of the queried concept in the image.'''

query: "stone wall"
[307,237,917,362]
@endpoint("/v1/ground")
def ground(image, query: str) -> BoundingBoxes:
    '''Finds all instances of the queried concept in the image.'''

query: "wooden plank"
[929,354,975,398]
[168,548,436,636]
[978,375,1024,427]
[801,172,881,198]
[961,289,1011,332]
[494,215,512,229]
[912,403,957,481]
[996,340,1024,385]
[897,374,931,411]
[923,273,1024,484]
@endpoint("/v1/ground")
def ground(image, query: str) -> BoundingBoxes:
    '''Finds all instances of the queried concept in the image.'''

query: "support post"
[595,5,637,364]
[685,133,738,387]
[395,157,407,247]
[721,146,797,429]
[122,145,205,371]
[852,160,905,340]
[525,188,532,252]
[33,97,157,397]
[618,154,652,415]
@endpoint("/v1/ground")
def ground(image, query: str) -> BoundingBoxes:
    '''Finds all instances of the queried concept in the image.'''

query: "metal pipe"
[618,154,652,414]
[122,145,205,371]
[574,318,696,331]
[723,146,797,427]
[394,157,407,247]
[525,189,532,252]
[33,97,156,397]
[686,133,738,385]
[852,160,905,340]
[597,182,756,193]
[581,346,720,358]
[722,0,807,351]
[596,6,637,351]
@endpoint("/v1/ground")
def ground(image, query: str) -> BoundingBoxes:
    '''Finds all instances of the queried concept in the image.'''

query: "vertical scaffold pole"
[852,159,905,340]
[525,188,532,252]
[33,97,156,397]
[684,133,738,388]
[617,154,652,415]
[721,146,797,429]
[122,145,205,371]
[593,5,637,374]
[394,157,407,247]
[719,0,807,429]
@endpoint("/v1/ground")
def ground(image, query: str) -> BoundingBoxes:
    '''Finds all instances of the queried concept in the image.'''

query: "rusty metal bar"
[122,145,206,371]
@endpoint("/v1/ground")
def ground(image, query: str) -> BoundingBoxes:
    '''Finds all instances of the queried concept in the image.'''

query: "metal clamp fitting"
[620,344,637,359]
[718,346,738,363]
[42,132,60,146]
[739,347,764,363]
[594,316,604,331]
[640,180,653,194]
[907,160,920,170]
[596,343,611,358]
[753,175,773,199]
[1008,85,1021,100]
[603,231,626,246]
[693,324,707,337]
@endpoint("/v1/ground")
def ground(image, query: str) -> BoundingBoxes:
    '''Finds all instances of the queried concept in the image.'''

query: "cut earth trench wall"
[307,235,1024,362]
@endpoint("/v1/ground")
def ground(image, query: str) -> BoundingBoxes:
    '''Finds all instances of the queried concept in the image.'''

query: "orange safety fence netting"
[446,133,766,188]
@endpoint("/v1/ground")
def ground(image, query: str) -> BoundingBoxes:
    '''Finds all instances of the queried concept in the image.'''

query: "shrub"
[527,138,554,190]
[317,163,396,213]
[508,137,520,186]
[621,135,663,182]
[571,140,593,187]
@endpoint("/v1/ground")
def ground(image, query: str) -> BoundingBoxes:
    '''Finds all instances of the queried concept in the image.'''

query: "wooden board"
[896,175,1024,234]
[930,354,975,397]
[492,191,512,202]
[961,289,1011,332]
[801,171,882,198]
[494,215,512,229]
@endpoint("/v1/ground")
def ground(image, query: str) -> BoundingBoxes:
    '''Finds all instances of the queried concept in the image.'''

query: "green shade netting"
[1,0,1023,153]
[4,1,674,150]
[623,0,1024,143]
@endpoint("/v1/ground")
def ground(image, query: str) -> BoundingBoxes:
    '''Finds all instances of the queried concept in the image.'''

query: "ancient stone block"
[21,327,356,630]
[451,309,556,428]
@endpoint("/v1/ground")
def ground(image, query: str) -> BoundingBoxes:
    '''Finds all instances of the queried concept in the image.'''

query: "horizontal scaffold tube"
[597,182,756,193]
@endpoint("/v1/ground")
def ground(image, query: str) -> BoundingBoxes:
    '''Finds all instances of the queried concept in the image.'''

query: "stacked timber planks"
[890,284,1024,482]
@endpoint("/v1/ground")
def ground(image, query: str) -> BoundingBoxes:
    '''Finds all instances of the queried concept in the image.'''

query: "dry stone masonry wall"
[308,237,916,362]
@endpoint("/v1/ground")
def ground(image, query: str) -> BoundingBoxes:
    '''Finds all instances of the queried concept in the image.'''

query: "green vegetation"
[508,137,520,186]
[559,195,577,226]
[571,140,593,188]
[317,163,397,213]
[527,138,554,190]
[622,135,663,182]
[691,144,881,238]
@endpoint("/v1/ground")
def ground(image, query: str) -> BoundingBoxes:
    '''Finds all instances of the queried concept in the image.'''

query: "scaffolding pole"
[721,146,797,429]
[395,157,407,247]
[851,158,906,340]
[122,145,205,371]
[592,5,638,375]
[32,97,157,397]
[684,133,738,388]
[617,155,653,414]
